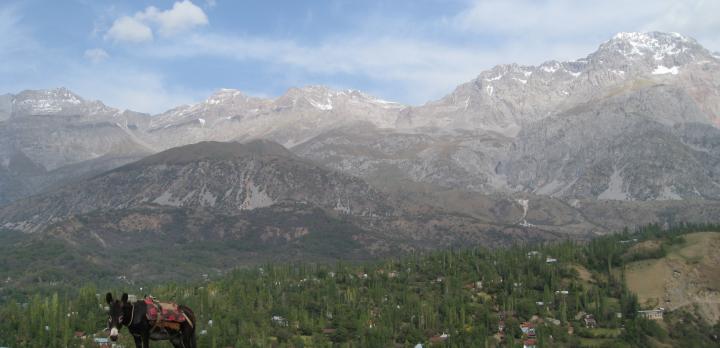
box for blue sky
[2,0,719,113]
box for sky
[1,0,720,114]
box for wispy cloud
[64,66,209,113]
[83,48,110,63]
[125,0,720,105]
[451,0,720,55]
[0,5,40,75]
[4,0,720,113]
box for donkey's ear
[106,293,113,304]
[121,293,128,303]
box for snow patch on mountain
[652,65,679,75]
[485,73,503,82]
[541,63,559,73]
[308,98,333,111]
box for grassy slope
[625,231,720,324]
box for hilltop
[625,231,720,324]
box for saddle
[144,297,191,331]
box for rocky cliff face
[398,32,719,133]
[295,32,720,201]
[0,140,393,233]
[146,86,404,150]
[501,85,720,200]
[0,88,153,204]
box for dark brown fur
[106,293,197,348]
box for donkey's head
[105,293,130,341]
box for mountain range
[2,31,720,285]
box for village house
[523,338,538,348]
[93,337,110,348]
[583,314,597,328]
[429,333,449,344]
[271,315,289,326]
[498,320,505,332]
[546,257,558,263]
[638,308,664,320]
[520,322,535,335]
[464,280,483,290]
[545,317,561,326]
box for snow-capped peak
[15,87,83,104]
[598,31,699,60]
[10,87,112,115]
[278,85,403,110]
[206,88,244,105]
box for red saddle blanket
[144,298,186,323]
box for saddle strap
[182,311,194,328]
[152,301,163,329]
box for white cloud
[106,16,153,42]
[104,1,207,43]
[140,0,208,36]
[83,48,110,63]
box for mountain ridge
[1,31,719,206]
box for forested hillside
[2,224,719,347]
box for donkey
[106,292,197,348]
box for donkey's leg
[185,329,196,348]
[169,336,184,348]
[182,324,196,348]
[186,331,196,348]
[142,333,150,348]
[133,335,142,348]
